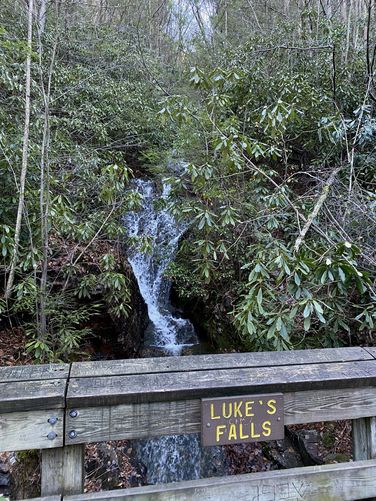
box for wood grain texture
[0,409,64,452]
[67,360,376,407]
[70,347,372,378]
[0,363,69,383]
[0,378,67,413]
[28,497,61,501]
[63,459,376,501]
[41,445,84,496]
[65,387,376,444]
[353,419,376,500]
[353,417,376,461]
[364,347,376,360]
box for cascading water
[124,175,228,484]
[124,178,197,355]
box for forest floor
[0,326,353,497]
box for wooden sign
[201,393,284,446]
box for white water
[124,176,227,484]
[124,178,197,355]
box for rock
[200,445,230,477]
[140,347,169,358]
[112,267,148,357]
[0,472,10,487]
[0,464,9,475]
[287,428,323,466]
[263,437,304,469]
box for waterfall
[124,175,228,484]
[124,178,197,355]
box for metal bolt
[48,416,58,425]
[206,423,211,428]
[68,430,77,439]
[69,409,79,418]
[47,431,57,441]
[277,417,281,421]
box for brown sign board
[201,393,284,446]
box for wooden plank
[0,363,69,383]
[65,387,376,444]
[0,378,67,413]
[71,347,372,378]
[364,347,376,360]
[0,409,64,452]
[67,360,376,407]
[41,445,84,496]
[284,387,376,424]
[65,401,200,443]
[27,497,61,501]
[353,417,376,460]
[63,459,376,501]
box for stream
[124,176,229,484]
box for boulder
[287,428,323,466]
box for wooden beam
[41,445,85,496]
[0,363,69,383]
[70,347,372,378]
[0,409,64,452]
[65,387,376,444]
[0,378,68,413]
[63,459,376,501]
[364,347,376,360]
[67,360,376,407]
[28,497,61,501]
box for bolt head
[69,409,79,418]
[47,431,57,441]
[69,430,77,439]
[48,416,58,425]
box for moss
[322,431,336,448]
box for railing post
[353,417,376,460]
[353,417,376,501]
[41,445,85,497]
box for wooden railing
[2,347,376,500]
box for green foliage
[0,8,168,360]
[161,19,376,351]
[17,289,99,362]
[234,241,371,350]
[1,1,376,359]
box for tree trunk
[5,0,34,300]
[38,0,48,36]
[38,0,59,337]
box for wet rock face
[88,270,148,361]
[114,269,148,357]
